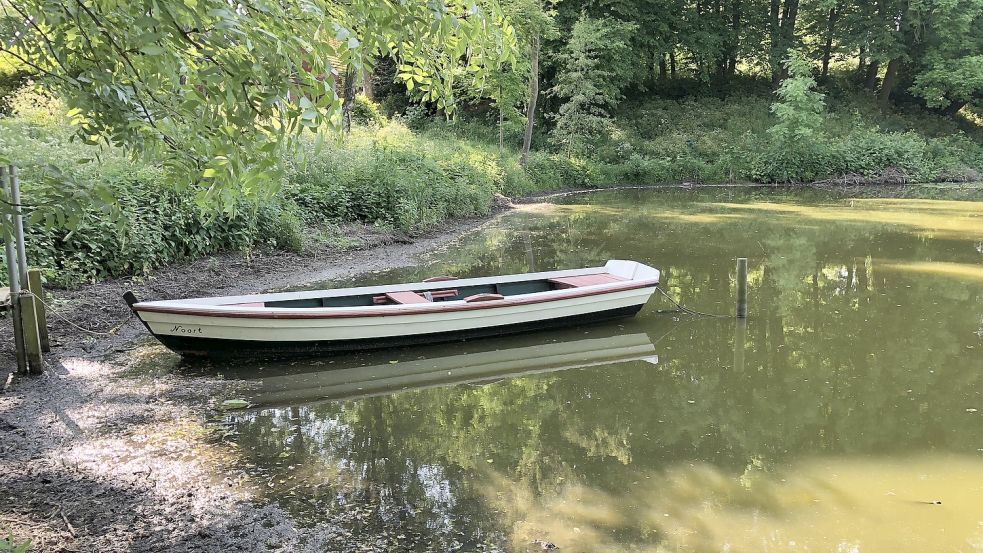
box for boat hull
[129,259,661,359]
[151,303,644,358]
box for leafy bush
[0,97,303,286]
[549,16,638,152]
[352,94,387,126]
[0,530,31,553]
[524,153,599,189]
[284,123,524,232]
[768,50,827,144]
[0,55,31,115]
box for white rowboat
[124,259,660,358]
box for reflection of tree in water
[231,190,983,550]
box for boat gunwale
[133,278,659,320]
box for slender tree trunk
[727,0,742,77]
[879,57,899,108]
[669,50,677,77]
[769,0,799,85]
[361,66,374,100]
[783,0,800,75]
[769,0,782,85]
[820,5,839,78]
[864,60,880,90]
[519,35,540,168]
[659,54,668,79]
[498,86,505,150]
[341,66,357,133]
[857,45,866,75]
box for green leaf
[220,399,249,410]
[139,44,165,56]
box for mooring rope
[24,289,124,336]
[655,285,731,318]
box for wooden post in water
[736,257,748,318]
[27,269,49,352]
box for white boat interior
[135,260,660,312]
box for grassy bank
[0,80,981,287]
[423,80,983,187]
[0,92,530,286]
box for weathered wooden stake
[2,166,27,373]
[9,167,29,294]
[28,268,50,352]
[18,291,43,371]
[736,257,748,318]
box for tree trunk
[941,99,968,117]
[659,54,668,79]
[361,66,374,100]
[879,57,899,108]
[669,50,677,78]
[820,5,839,78]
[864,60,880,90]
[857,45,866,75]
[769,0,781,86]
[499,86,505,150]
[341,66,357,133]
[769,0,799,85]
[519,35,540,168]
[727,0,741,77]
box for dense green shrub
[284,123,525,232]
[0,56,31,115]
[0,98,302,286]
[750,129,983,183]
[352,94,387,126]
[524,153,598,189]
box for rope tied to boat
[24,289,124,336]
[655,286,731,318]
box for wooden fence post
[28,268,50,352]
[18,291,43,372]
[2,166,27,373]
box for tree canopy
[1,0,517,211]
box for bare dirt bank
[0,214,506,552]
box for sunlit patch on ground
[514,202,558,214]
[484,454,983,553]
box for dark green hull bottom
[153,304,644,359]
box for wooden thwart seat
[548,273,627,289]
[383,291,430,304]
[372,289,459,305]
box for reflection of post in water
[733,318,747,374]
[524,230,536,272]
[736,257,748,318]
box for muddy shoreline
[0,211,509,552]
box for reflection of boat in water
[246,332,659,406]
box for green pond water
[221,189,983,552]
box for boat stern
[605,260,660,284]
